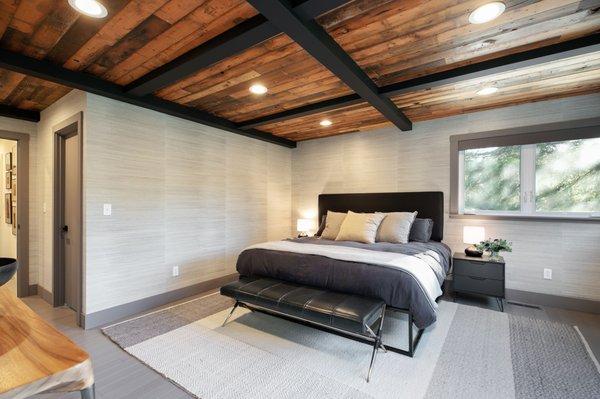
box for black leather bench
[220,277,387,382]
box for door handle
[62,225,69,232]
[468,276,486,281]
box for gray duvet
[236,237,451,328]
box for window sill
[449,213,600,223]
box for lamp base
[464,245,483,257]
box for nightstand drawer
[454,275,504,297]
[454,259,504,280]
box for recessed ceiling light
[476,86,499,96]
[468,2,505,24]
[249,84,268,95]
[69,0,108,18]
[320,119,332,127]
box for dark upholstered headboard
[318,192,444,242]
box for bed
[235,192,450,330]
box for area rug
[103,293,600,399]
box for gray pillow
[376,212,417,244]
[409,218,434,242]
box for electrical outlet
[172,266,179,277]
[103,203,112,216]
[543,268,552,280]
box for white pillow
[320,211,347,240]
[376,211,417,244]
[335,211,386,244]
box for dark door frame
[0,129,30,297]
[52,112,84,326]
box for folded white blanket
[246,241,442,308]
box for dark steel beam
[0,49,295,148]
[237,34,600,130]
[239,93,362,129]
[247,0,412,131]
[125,0,350,96]
[0,104,40,122]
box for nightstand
[452,252,505,311]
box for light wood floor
[26,291,600,399]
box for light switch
[103,203,112,216]
[43,202,47,214]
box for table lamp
[463,226,485,257]
[297,218,314,238]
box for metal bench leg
[367,339,379,383]
[222,301,240,327]
[366,304,386,382]
[80,384,95,399]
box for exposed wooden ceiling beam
[0,104,40,122]
[0,49,296,148]
[381,34,600,98]
[125,0,351,97]
[247,0,412,131]
[237,34,600,130]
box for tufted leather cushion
[221,277,385,336]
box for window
[451,121,600,220]
[461,146,521,213]
[535,138,600,213]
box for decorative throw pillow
[335,211,386,244]
[320,211,347,240]
[376,212,417,244]
[409,218,434,242]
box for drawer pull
[468,276,486,281]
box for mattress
[236,237,451,328]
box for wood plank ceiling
[0,0,599,141]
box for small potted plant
[476,238,512,261]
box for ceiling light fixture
[249,84,268,95]
[468,2,505,24]
[320,119,333,127]
[476,86,499,96]
[68,0,108,18]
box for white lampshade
[463,226,485,244]
[297,218,314,232]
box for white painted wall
[0,139,17,294]
[0,116,37,288]
[31,90,292,314]
[36,90,87,294]
[292,93,600,302]
[82,94,291,314]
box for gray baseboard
[82,273,238,330]
[506,289,600,315]
[28,284,38,296]
[38,285,53,305]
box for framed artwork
[12,205,16,235]
[4,193,11,224]
[12,177,17,203]
[4,171,10,189]
[4,152,11,171]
